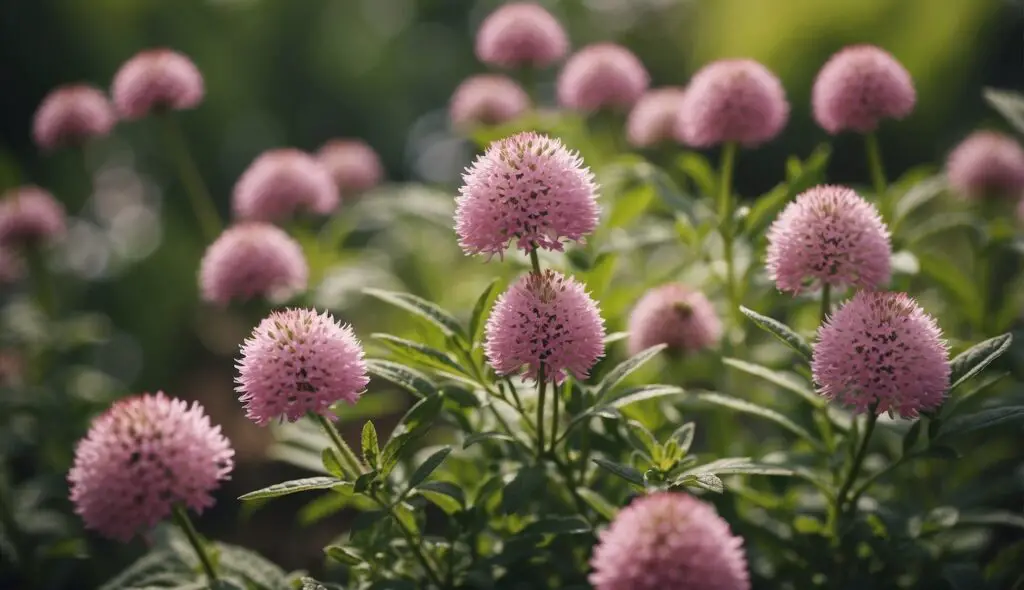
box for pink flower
[449,74,530,130]
[475,2,569,69]
[456,132,599,258]
[232,149,338,222]
[812,45,915,135]
[111,49,204,120]
[766,185,891,294]
[485,270,605,384]
[946,131,1024,200]
[236,308,369,425]
[626,87,687,148]
[627,284,721,355]
[0,186,67,249]
[199,223,308,306]
[316,139,384,196]
[67,392,234,542]
[32,85,116,151]
[590,492,750,590]
[813,291,949,418]
[557,43,650,112]
[676,59,789,148]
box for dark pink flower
[590,492,750,590]
[32,85,116,151]
[0,186,67,249]
[449,74,530,130]
[813,291,949,418]
[676,59,789,147]
[946,131,1024,200]
[316,139,384,196]
[626,87,687,148]
[627,284,721,355]
[812,45,915,135]
[236,308,369,425]
[232,149,338,222]
[475,2,569,69]
[557,43,650,112]
[456,132,599,258]
[199,223,308,306]
[111,49,204,120]
[485,270,605,384]
[67,392,234,542]
[766,185,891,294]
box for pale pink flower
[627,284,721,355]
[557,43,650,112]
[199,223,308,306]
[475,2,569,69]
[32,85,116,151]
[232,149,338,222]
[449,74,530,130]
[946,131,1024,200]
[626,87,687,148]
[0,186,67,249]
[316,139,384,196]
[812,45,915,135]
[111,49,204,120]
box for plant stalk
[529,248,542,275]
[718,142,739,325]
[820,283,832,324]
[836,411,879,523]
[172,505,218,584]
[536,366,547,458]
[371,492,445,588]
[311,412,364,478]
[161,114,222,243]
[864,132,888,203]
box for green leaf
[916,253,982,327]
[215,543,290,589]
[519,516,591,537]
[607,181,655,229]
[603,331,629,346]
[692,392,825,452]
[934,406,1024,440]
[893,175,946,227]
[501,466,546,514]
[363,288,466,339]
[945,371,1008,416]
[592,458,645,487]
[607,384,686,409]
[683,457,796,477]
[984,87,1024,135]
[408,447,452,489]
[722,357,822,408]
[595,344,668,403]
[99,550,190,590]
[677,472,724,493]
[463,431,515,449]
[321,448,345,478]
[958,510,1024,530]
[948,334,1012,392]
[677,152,717,196]
[417,481,465,514]
[576,488,618,520]
[324,545,363,566]
[371,334,468,375]
[239,477,345,501]
[354,471,378,494]
[361,421,380,469]
[739,307,813,361]
[625,420,659,458]
[468,278,500,344]
[366,359,438,398]
[671,422,695,454]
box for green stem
[536,366,547,459]
[718,142,739,326]
[820,283,832,324]
[172,505,218,584]
[310,412,364,478]
[161,114,222,243]
[529,248,542,275]
[835,411,879,524]
[25,245,55,318]
[550,380,565,454]
[864,132,888,202]
[371,492,445,588]
[847,452,922,509]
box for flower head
[557,43,650,112]
[475,2,569,69]
[449,74,530,130]
[590,492,750,590]
[812,45,915,135]
[677,59,789,148]
[626,87,687,148]
[199,223,308,306]
[813,291,949,418]
[32,85,116,151]
[67,392,233,542]
[0,186,67,249]
[766,185,891,294]
[236,308,369,425]
[316,139,384,196]
[111,49,204,120]
[627,284,721,355]
[485,270,605,384]
[946,131,1024,200]
[456,132,599,258]
[232,149,338,222]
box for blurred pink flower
[677,59,789,148]
[485,270,605,384]
[812,45,915,135]
[232,149,338,222]
[199,222,308,306]
[626,87,687,148]
[316,139,384,196]
[557,43,650,112]
[0,186,67,249]
[111,49,204,120]
[766,185,891,294]
[590,492,750,590]
[68,392,233,542]
[456,131,599,258]
[449,74,530,130]
[32,85,116,151]
[946,131,1024,200]
[627,283,721,355]
[236,308,369,425]
[475,2,569,69]
[813,291,949,418]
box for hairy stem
[529,248,542,275]
[836,411,879,525]
[311,412,364,478]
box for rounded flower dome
[946,131,1024,200]
[111,49,204,120]
[0,186,67,249]
[626,87,687,148]
[32,85,116,151]
[199,223,308,306]
[316,139,384,196]
[232,149,338,222]
[449,74,530,130]
[627,284,721,355]
[475,2,569,69]
[812,45,915,135]
[557,43,650,112]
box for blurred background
[1,0,1023,583]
